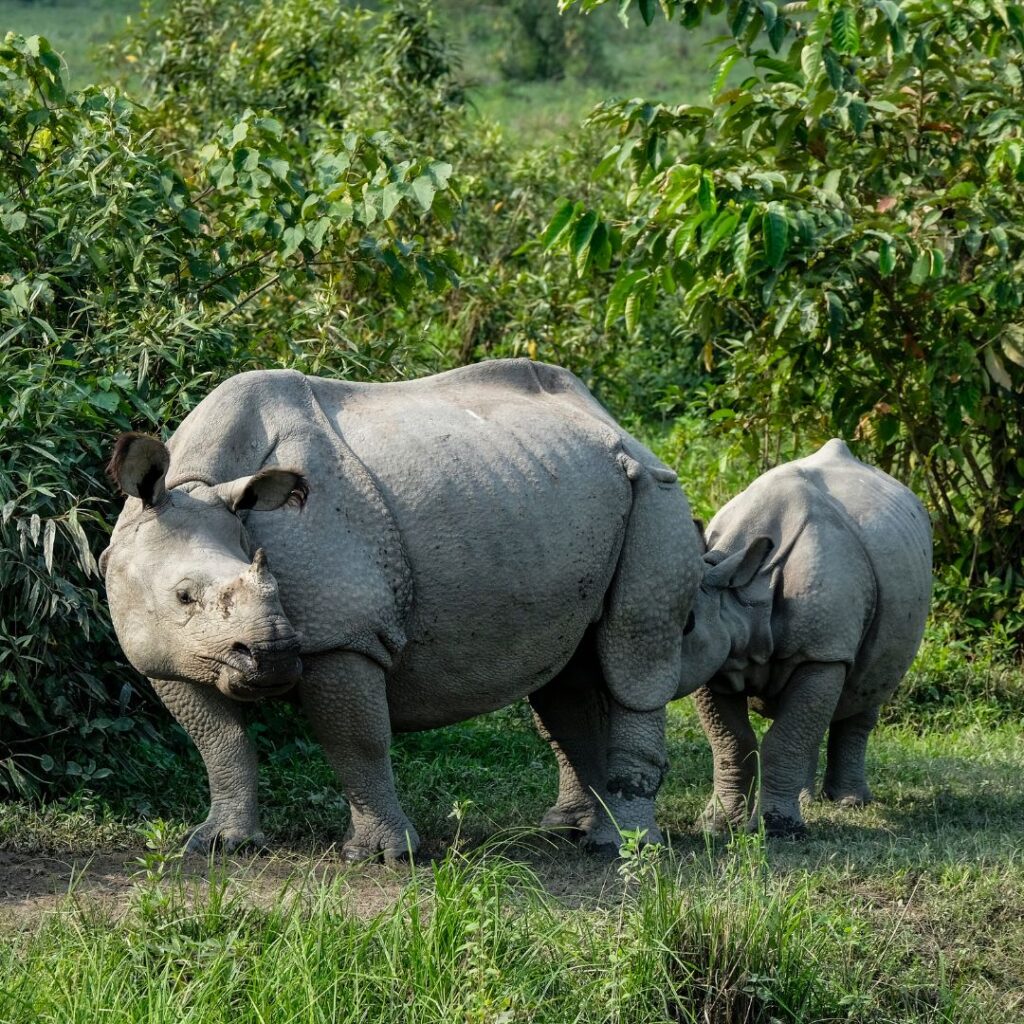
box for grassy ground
[1,624,1022,1022]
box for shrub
[555,0,1024,631]
[0,26,456,796]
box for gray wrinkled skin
[675,439,932,838]
[102,360,702,860]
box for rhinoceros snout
[217,639,303,700]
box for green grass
[1,624,1022,1020]
[0,828,1008,1023]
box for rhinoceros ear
[107,433,170,508]
[703,536,774,591]
[214,468,308,513]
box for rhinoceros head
[100,433,306,701]
[676,533,775,694]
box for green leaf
[697,173,716,214]
[88,390,120,413]
[541,200,578,251]
[699,209,739,258]
[624,287,643,333]
[762,203,788,268]
[281,225,304,258]
[381,183,403,219]
[879,240,896,276]
[984,348,1013,389]
[180,208,202,235]
[877,0,900,24]
[831,7,859,56]
[606,269,647,327]
[825,290,845,340]
[1,211,27,233]
[638,0,657,25]
[571,210,599,275]
[410,176,436,211]
[801,14,828,83]
[910,251,931,285]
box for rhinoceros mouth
[211,641,303,700]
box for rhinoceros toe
[184,820,267,856]
[822,785,873,808]
[539,803,595,837]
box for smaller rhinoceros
[676,439,931,837]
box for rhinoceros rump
[102,359,702,859]
[675,439,932,837]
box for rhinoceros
[674,439,931,837]
[101,359,701,859]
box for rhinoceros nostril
[231,642,253,660]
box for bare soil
[0,838,622,930]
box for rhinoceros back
[307,359,696,723]
[790,439,932,707]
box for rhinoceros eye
[176,588,196,606]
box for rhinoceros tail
[617,451,678,484]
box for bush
[0,24,456,796]
[556,0,1024,632]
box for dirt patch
[0,848,409,929]
[0,837,624,930]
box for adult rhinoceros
[102,359,701,860]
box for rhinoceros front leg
[823,705,879,807]
[299,650,419,863]
[756,662,845,837]
[150,679,264,854]
[693,685,758,833]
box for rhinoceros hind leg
[755,662,845,838]
[582,700,666,852]
[530,642,665,854]
[530,647,608,838]
[300,651,420,864]
[823,705,879,807]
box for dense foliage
[0,19,458,796]
[556,0,1024,633]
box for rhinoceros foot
[697,796,749,835]
[341,820,420,865]
[539,802,596,838]
[822,785,873,808]
[583,799,664,859]
[184,818,268,856]
[757,811,808,840]
[341,843,413,865]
